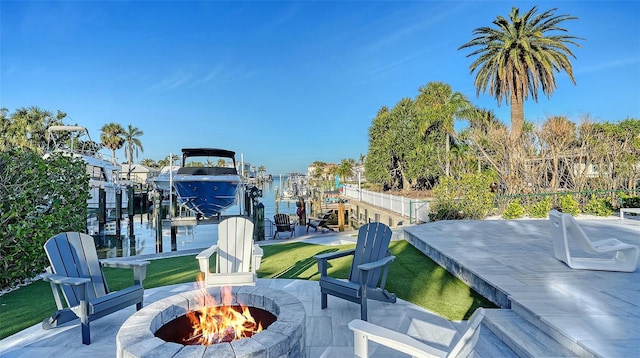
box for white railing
[342,184,431,223]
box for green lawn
[0,241,495,340]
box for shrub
[559,194,581,216]
[528,196,552,218]
[583,195,614,216]
[502,199,525,219]
[431,172,496,221]
[619,194,640,208]
[0,149,89,290]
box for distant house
[120,164,159,185]
[307,163,338,180]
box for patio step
[474,321,519,357]
[509,300,598,358]
[483,309,579,357]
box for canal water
[95,177,304,258]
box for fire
[185,275,263,345]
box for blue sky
[2,1,639,175]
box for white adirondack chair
[349,308,485,358]
[197,217,263,286]
[549,210,639,272]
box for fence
[342,184,430,224]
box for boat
[148,164,179,192]
[172,148,242,219]
[45,125,128,220]
[279,173,309,200]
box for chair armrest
[314,248,356,261]
[253,244,264,271]
[101,260,150,285]
[196,245,219,274]
[349,319,447,358]
[315,249,356,277]
[358,255,395,271]
[41,273,91,286]
[101,260,150,269]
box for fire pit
[116,285,306,357]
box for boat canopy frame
[181,148,237,167]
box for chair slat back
[216,217,254,274]
[44,232,108,307]
[274,213,292,231]
[349,222,393,287]
[447,308,485,358]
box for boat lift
[151,153,265,253]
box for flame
[185,274,263,345]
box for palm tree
[311,161,326,179]
[337,158,355,182]
[459,6,582,140]
[5,106,65,153]
[140,158,156,167]
[123,124,144,165]
[416,82,472,176]
[100,123,124,164]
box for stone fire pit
[116,285,306,357]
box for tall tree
[539,116,576,190]
[416,82,472,176]
[459,6,582,140]
[337,158,355,182]
[122,124,144,165]
[100,122,124,164]
[3,107,66,152]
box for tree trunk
[510,92,524,140]
[445,133,450,176]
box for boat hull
[172,174,240,218]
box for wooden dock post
[338,202,345,231]
[98,188,106,236]
[254,202,265,241]
[115,189,122,238]
[171,226,177,251]
[154,190,163,253]
[139,183,144,224]
[127,186,135,238]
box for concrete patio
[1,217,639,357]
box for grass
[0,241,495,340]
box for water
[95,177,304,258]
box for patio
[1,217,639,357]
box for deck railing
[341,184,431,223]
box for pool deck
[1,218,639,357]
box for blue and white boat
[172,148,241,219]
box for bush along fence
[496,189,640,219]
[345,178,638,223]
